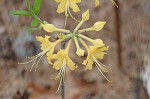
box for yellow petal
[83,56,93,70]
[70,1,80,12]
[56,1,66,13]
[94,52,107,59]
[66,57,76,70]
[97,46,109,52]
[74,0,81,3]
[94,46,108,59]
[41,24,57,33]
[95,0,100,7]
[76,47,84,57]
[82,9,90,21]
[92,39,105,47]
[92,21,106,31]
[53,58,64,70]
[36,35,51,50]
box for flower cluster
[16,0,114,92]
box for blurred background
[0,0,150,99]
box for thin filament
[34,54,44,72]
[95,63,111,82]
[68,8,80,22]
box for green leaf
[10,10,31,16]
[31,19,40,27]
[25,0,33,12]
[33,0,42,15]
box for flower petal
[95,0,100,7]
[70,1,80,12]
[66,57,76,70]
[53,58,64,70]
[56,1,66,13]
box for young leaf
[33,0,42,15]
[31,19,40,27]
[25,0,33,13]
[10,10,31,16]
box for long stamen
[18,57,39,64]
[30,59,37,72]
[96,59,112,72]
[93,56,110,72]
[56,59,66,93]
[55,66,64,80]
[62,66,66,83]
[68,8,80,22]
[34,54,44,72]
[56,75,63,93]
[110,0,118,8]
[95,63,111,82]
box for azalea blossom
[55,0,81,16]
[27,10,110,83]
[19,35,67,71]
[79,39,111,81]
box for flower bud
[76,47,84,57]
[82,10,90,21]
[41,24,57,33]
[92,21,106,31]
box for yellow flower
[53,49,76,70]
[36,35,51,50]
[83,46,109,69]
[79,39,110,81]
[83,45,111,81]
[56,0,81,16]
[19,35,62,71]
[95,0,100,7]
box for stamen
[55,66,64,80]
[30,59,37,72]
[56,66,65,93]
[68,8,80,22]
[92,56,111,72]
[55,59,66,93]
[95,63,111,82]
[56,75,63,93]
[34,54,44,72]
[18,57,38,64]
[110,0,118,8]
[96,59,111,72]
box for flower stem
[61,40,65,99]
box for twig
[61,41,66,99]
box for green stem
[73,20,84,34]
[79,34,93,43]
